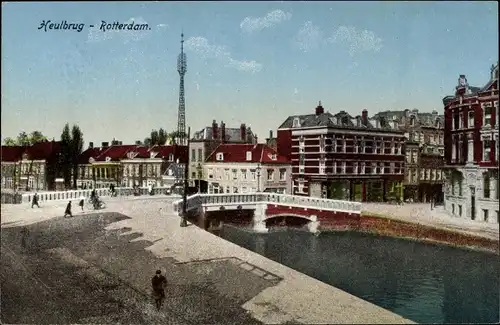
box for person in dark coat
[151,270,167,310]
[31,193,40,208]
[64,201,73,218]
[78,197,85,211]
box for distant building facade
[374,109,445,203]
[442,63,499,223]
[277,103,405,202]
[77,142,187,189]
[1,140,62,191]
[203,143,291,194]
[188,120,257,190]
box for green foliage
[2,131,48,146]
[60,123,84,189]
[144,128,170,146]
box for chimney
[315,101,324,115]
[221,121,226,143]
[361,109,368,125]
[269,130,273,139]
[119,141,123,145]
[240,123,246,142]
[212,119,218,140]
[135,140,142,145]
[101,142,109,148]
[89,142,94,149]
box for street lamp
[256,163,261,192]
[180,127,191,228]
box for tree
[2,131,48,146]
[144,129,168,147]
[3,137,17,146]
[71,125,84,189]
[158,128,168,145]
[60,124,72,189]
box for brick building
[374,109,445,203]
[276,103,406,202]
[443,63,499,223]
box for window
[452,204,455,214]
[483,173,491,198]
[216,153,224,161]
[233,187,238,194]
[250,169,256,180]
[232,169,237,180]
[319,135,325,153]
[319,161,326,174]
[168,153,174,162]
[246,151,252,161]
[267,170,274,181]
[279,169,286,181]
[468,111,474,128]
[483,209,489,222]
[241,169,247,179]
[458,205,462,217]
[298,181,304,193]
[208,168,214,179]
[292,117,301,128]
[198,149,203,162]
[224,169,230,180]
[484,106,492,125]
[191,172,196,178]
[299,166,305,174]
[483,140,491,161]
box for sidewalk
[2,198,413,324]
[362,203,499,241]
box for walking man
[31,193,40,208]
[64,200,73,218]
[78,196,85,211]
[151,270,167,311]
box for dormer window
[150,152,158,159]
[292,117,301,128]
[330,117,337,125]
[105,157,111,162]
[22,153,29,161]
[270,154,277,160]
[168,153,174,162]
[246,151,252,161]
[216,153,224,161]
[88,157,95,163]
[341,116,349,126]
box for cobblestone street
[1,212,269,324]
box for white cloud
[326,26,383,56]
[184,36,262,73]
[87,16,152,43]
[294,21,323,53]
[240,9,292,33]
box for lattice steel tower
[177,33,187,146]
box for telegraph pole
[177,32,187,146]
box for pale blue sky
[2,1,498,145]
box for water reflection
[217,225,499,324]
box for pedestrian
[64,200,73,218]
[31,193,40,208]
[79,197,85,211]
[151,269,167,310]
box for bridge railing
[17,186,173,204]
[172,192,361,215]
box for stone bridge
[173,193,362,233]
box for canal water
[215,225,499,324]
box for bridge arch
[263,213,316,222]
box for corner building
[277,103,406,202]
[443,63,499,223]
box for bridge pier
[253,203,269,233]
[307,215,320,234]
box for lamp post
[256,163,261,192]
[180,127,191,227]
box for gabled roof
[205,144,289,164]
[78,147,104,164]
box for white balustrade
[16,186,174,205]
[171,192,361,216]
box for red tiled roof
[150,145,188,163]
[1,145,26,162]
[1,141,61,162]
[205,144,289,164]
[78,147,104,164]
[94,145,137,162]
